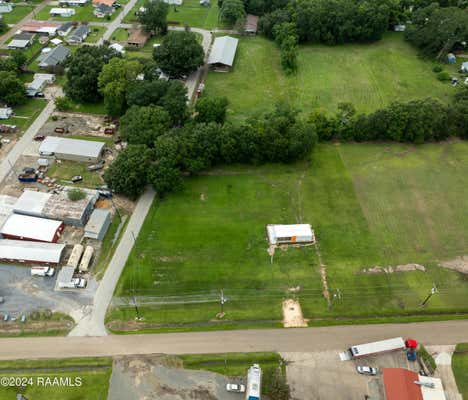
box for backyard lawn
[2,5,34,24]
[452,344,468,400]
[85,26,106,43]
[110,141,468,330]
[0,358,112,399]
[47,159,105,188]
[205,33,456,121]
[4,99,47,133]
[124,0,224,28]
[35,5,121,22]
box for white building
[267,224,315,245]
[0,240,65,265]
[0,107,13,120]
[0,2,13,13]
[246,364,262,400]
[58,0,88,6]
[50,8,76,17]
[39,136,106,163]
[208,36,239,69]
[109,42,125,54]
[1,214,64,243]
[26,73,55,97]
[163,0,182,4]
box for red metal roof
[383,368,423,400]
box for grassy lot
[205,33,455,121]
[47,160,105,188]
[453,343,468,399]
[110,141,468,330]
[35,5,121,22]
[125,36,161,59]
[4,99,47,133]
[124,0,224,28]
[2,5,34,24]
[64,98,107,115]
[85,26,106,43]
[110,27,129,42]
[7,38,43,62]
[0,357,112,400]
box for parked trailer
[347,337,406,359]
[78,245,93,272]
[67,244,84,269]
[245,364,262,400]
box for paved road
[98,0,139,45]
[69,187,155,337]
[0,0,50,46]
[4,320,468,360]
[0,88,60,184]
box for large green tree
[138,0,169,34]
[119,105,171,146]
[104,145,151,199]
[220,0,246,24]
[0,71,26,105]
[153,31,204,78]
[195,96,229,124]
[64,46,119,103]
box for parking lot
[282,350,418,400]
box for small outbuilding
[0,107,13,120]
[208,36,239,70]
[447,53,456,64]
[59,0,88,6]
[39,136,106,163]
[0,240,65,265]
[244,14,258,35]
[109,42,125,54]
[0,2,13,14]
[126,28,150,48]
[267,224,315,245]
[84,209,111,240]
[461,61,468,73]
[56,266,75,288]
[163,0,182,4]
[22,21,61,36]
[1,214,64,243]
[26,73,55,97]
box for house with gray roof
[67,24,90,44]
[7,32,34,49]
[93,3,113,18]
[37,45,70,68]
[208,36,239,70]
[57,22,74,37]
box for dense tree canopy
[195,97,229,124]
[220,0,246,24]
[65,46,119,103]
[153,31,204,78]
[405,4,468,58]
[0,71,26,105]
[138,0,169,34]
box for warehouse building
[0,240,65,265]
[84,209,111,240]
[39,136,106,163]
[383,368,446,400]
[0,194,17,228]
[267,224,315,245]
[1,214,64,243]
[13,188,98,227]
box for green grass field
[2,5,34,24]
[85,26,106,43]
[453,344,468,399]
[205,33,455,121]
[124,0,224,28]
[4,99,47,133]
[47,160,105,188]
[35,5,121,22]
[110,27,129,42]
[110,142,468,330]
[0,358,112,400]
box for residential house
[0,2,13,13]
[93,3,113,18]
[26,73,55,97]
[22,21,61,36]
[7,32,35,49]
[50,8,76,17]
[37,45,70,68]
[57,22,74,37]
[67,24,90,43]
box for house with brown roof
[92,0,115,7]
[126,28,149,49]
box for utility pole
[421,284,438,307]
[219,289,227,317]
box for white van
[31,266,55,277]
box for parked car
[72,277,87,289]
[34,135,45,141]
[54,127,68,134]
[98,190,112,198]
[71,175,83,183]
[31,266,55,277]
[226,383,245,393]
[356,366,377,376]
[35,92,45,98]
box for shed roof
[0,240,65,264]
[13,190,51,215]
[69,24,89,38]
[92,0,115,6]
[57,265,75,284]
[27,73,55,91]
[0,108,12,119]
[269,224,313,238]
[57,22,74,33]
[50,7,74,14]
[7,39,29,49]
[383,369,423,400]
[85,209,110,234]
[37,45,70,67]
[1,214,62,242]
[244,14,258,32]
[208,36,238,67]
[12,32,34,41]
[39,136,105,159]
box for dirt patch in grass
[439,256,468,274]
[361,263,426,274]
[282,299,307,328]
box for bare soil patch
[361,263,426,274]
[439,256,468,275]
[282,299,308,328]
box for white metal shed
[0,239,65,265]
[267,224,315,245]
[208,36,239,67]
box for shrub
[55,96,72,112]
[432,65,443,73]
[437,71,451,81]
[68,189,86,201]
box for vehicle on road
[226,383,245,393]
[356,366,377,375]
[71,175,83,183]
[31,266,55,277]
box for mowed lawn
[36,5,121,22]
[2,5,34,24]
[205,33,454,120]
[112,142,468,327]
[452,344,468,400]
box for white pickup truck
[58,278,87,289]
[31,266,55,277]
